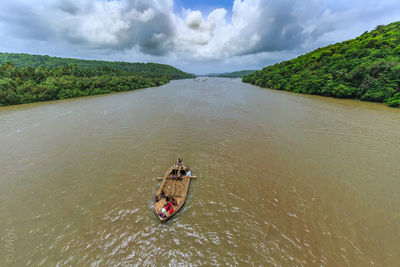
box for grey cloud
[223,0,400,57]
[229,0,324,56]
[0,2,56,40]
[57,0,176,55]
[57,1,81,15]
[0,0,400,74]
[0,0,176,56]
[115,0,176,54]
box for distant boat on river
[154,158,195,222]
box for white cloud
[0,0,399,73]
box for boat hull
[154,162,192,222]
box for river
[1,78,399,266]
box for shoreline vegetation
[207,70,256,78]
[0,53,194,106]
[243,21,400,108]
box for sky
[0,0,399,74]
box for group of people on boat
[156,158,193,220]
[171,157,191,179]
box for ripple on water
[1,78,400,265]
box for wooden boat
[154,159,195,222]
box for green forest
[0,53,194,106]
[243,21,400,107]
[208,70,256,78]
[0,53,193,80]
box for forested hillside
[0,53,193,80]
[243,21,400,107]
[208,70,256,78]
[0,53,194,106]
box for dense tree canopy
[243,21,400,107]
[0,53,194,80]
[0,53,194,106]
[0,63,178,106]
[208,70,256,78]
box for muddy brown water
[1,78,400,266]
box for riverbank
[0,63,171,106]
[0,53,194,106]
[243,21,400,108]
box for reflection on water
[0,78,400,265]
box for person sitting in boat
[186,168,191,177]
[163,201,172,213]
[166,201,173,211]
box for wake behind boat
[154,158,195,222]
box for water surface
[1,78,400,265]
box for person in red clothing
[165,201,172,211]
[169,208,174,214]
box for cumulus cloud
[58,0,176,55]
[0,0,176,55]
[0,0,399,72]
